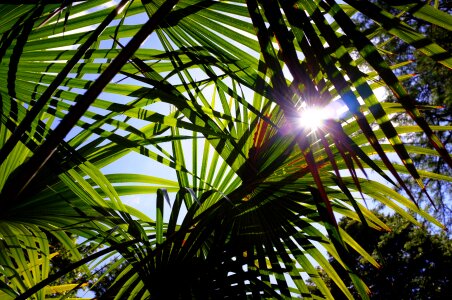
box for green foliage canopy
[0,0,451,299]
[315,213,452,299]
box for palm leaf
[0,0,450,299]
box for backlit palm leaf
[0,0,450,299]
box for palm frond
[0,0,450,299]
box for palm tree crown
[0,0,451,299]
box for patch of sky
[122,12,149,25]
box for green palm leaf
[0,0,450,299]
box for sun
[297,106,333,131]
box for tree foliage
[315,213,452,299]
[0,0,451,299]
[353,0,452,228]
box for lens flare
[297,100,348,131]
[298,106,333,131]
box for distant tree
[315,213,452,299]
[89,258,125,299]
[46,232,124,298]
[45,232,93,297]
